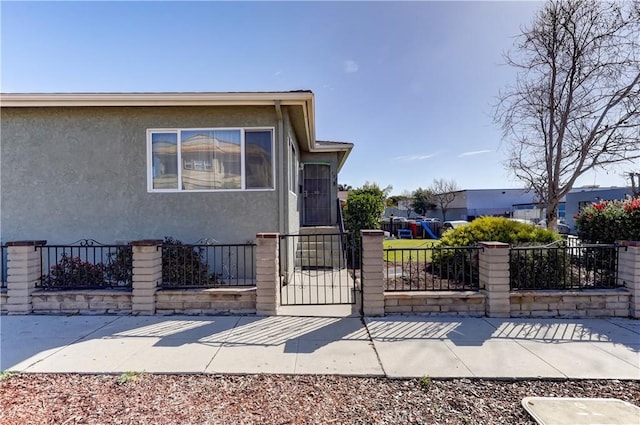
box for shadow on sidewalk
[127,315,369,353]
[366,316,640,351]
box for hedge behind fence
[575,197,640,243]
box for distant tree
[386,195,403,207]
[411,187,436,216]
[387,191,414,216]
[338,183,353,191]
[429,178,460,221]
[495,0,640,231]
[362,181,393,198]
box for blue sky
[1,1,631,195]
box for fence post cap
[130,239,163,246]
[361,230,384,236]
[256,233,279,239]
[6,240,47,246]
[477,241,510,249]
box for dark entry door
[302,163,332,226]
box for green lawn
[383,239,438,262]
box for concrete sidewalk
[1,314,638,379]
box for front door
[302,163,332,226]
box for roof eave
[1,91,317,153]
[311,142,354,172]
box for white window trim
[147,127,275,193]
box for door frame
[301,162,333,226]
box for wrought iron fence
[510,243,619,290]
[0,245,7,289]
[279,232,359,305]
[160,241,256,288]
[384,246,480,291]
[38,240,133,290]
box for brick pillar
[361,230,385,316]
[618,241,640,318]
[479,242,511,318]
[255,233,279,316]
[5,240,47,314]
[131,240,162,315]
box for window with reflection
[147,127,274,192]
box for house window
[147,127,274,192]
[245,130,273,189]
[151,132,178,190]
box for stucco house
[0,91,353,245]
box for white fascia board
[0,91,314,107]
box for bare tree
[495,0,640,230]
[429,178,460,221]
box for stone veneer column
[478,241,511,318]
[361,230,385,317]
[131,240,163,315]
[618,241,640,318]
[5,240,47,314]
[255,233,279,316]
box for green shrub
[41,253,106,289]
[437,216,560,247]
[434,217,560,287]
[343,185,386,235]
[510,248,572,289]
[343,184,387,266]
[161,236,211,286]
[574,197,640,243]
[105,246,133,286]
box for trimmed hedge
[574,197,640,243]
[434,217,561,288]
[437,216,560,247]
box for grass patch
[116,371,142,385]
[420,375,432,389]
[383,239,437,262]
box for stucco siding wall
[1,106,282,244]
[285,116,301,235]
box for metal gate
[279,232,360,305]
[302,163,332,226]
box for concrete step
[296,255,344,266]
[298,240,344,250]
[295,251,345,266]
[299,226,341,235]
[293,227,348,269]
[296,255,345,267]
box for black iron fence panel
[38,240,133,290]
[384,246,480,291]
[279,232,359,305]
[160,243,256,288]
[0,245,7,289]
[510,243,619,290]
